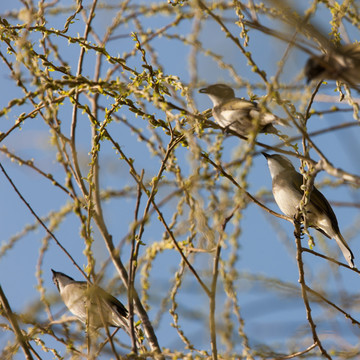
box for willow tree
[0,0,359,359]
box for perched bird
[52,269,130,330]
[199,84,285,137]
[305,43,360,86]
[262,153,355,268]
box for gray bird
[199,84,285,137]
[262,153,355,268]
[305,43,360,86]
[52,269,130,330]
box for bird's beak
[51,269,58,279]
[199,88,208,94]
[261,152,270,159]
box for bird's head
[304,56,326,83]
[51,269,76,292]
[262,153,296,178]
[199,84,235,106]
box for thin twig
[196,0,268,84]
[302,248,359,272]
[128,170,145,353]
[267,342,317,359]
[69,0,98,193]
[0,162,85,277]
[202,153,291,222]
[293,214,331,359]
[0,286,34,360]
[209,205,242,360]
[305,285,360,327]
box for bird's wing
[93,285,128,318]
[220,98,257,112]
[309,186,340,233]
[285,172,340,237]
[340,43,360,60]
[287,173,336,221]
[277,172,303,195]
[223,98,286,127]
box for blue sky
[0,0,360,358]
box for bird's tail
[276,117,290,127]
[261,113,289,127]
[334,233,355,268]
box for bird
[262,153,355,268]
[51,269,130,331]
[305,43,360,86]
[198,84,286,137]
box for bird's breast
[273,182,302,217]
[61,284,87,321]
